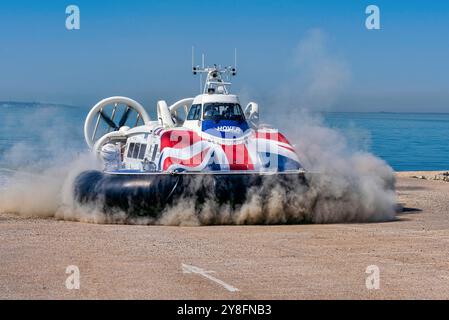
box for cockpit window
[187,104,201,120]
[203,103,244,121]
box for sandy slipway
[1,175,449,299]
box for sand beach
[1,172,449,299]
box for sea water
[1,103,449,181]
[324,112,449,171]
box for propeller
[118,107,131,127]
[84,96,151,149]
[99,111,119,130]
[99,106,132,131]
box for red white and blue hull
[74,66,307,217]
[74,126,306,217]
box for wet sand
[1,174,449,299]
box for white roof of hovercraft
[192,93,240,105]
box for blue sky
[0,0,448,112]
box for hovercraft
[74,60,306,217]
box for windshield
[203,103,245,121]
[187,104,201,120]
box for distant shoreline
[396,170,448,175]
[396,171,449,182]
[0,101,84,109]
[325,111,449,115]
[3,101,449,114]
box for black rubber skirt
[73,171,307,217]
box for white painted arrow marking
[182,264,240,292]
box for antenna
[230,48,237,76]
[191,46,195,71]
[201,53,205,93]
[200,53,205,93]
[234,48,237,69]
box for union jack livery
[158,128,301,172]
[74,57,306,217]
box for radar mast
[191,47,237,95]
